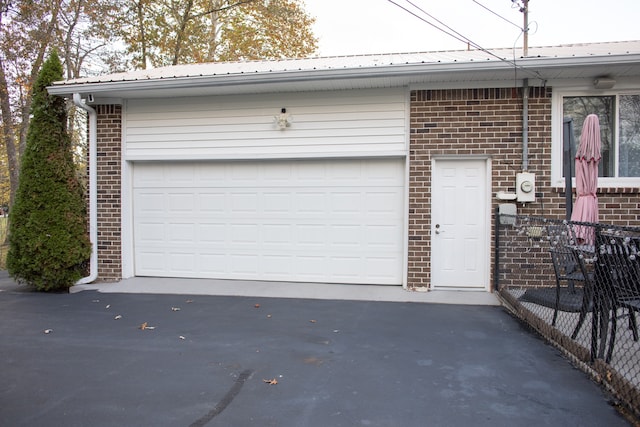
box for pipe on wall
[522,78,529,171]
[73,93,98,284]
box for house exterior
[48,41,640,292]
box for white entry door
[431,159,489,289]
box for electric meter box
[516,172,536,202]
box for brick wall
[408,87,551,289]
[93,105,122,280]
[409,87,640,289]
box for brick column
[93,105,122,280]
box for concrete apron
[72,277,501,305]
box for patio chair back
[592,232,640,361]
[596,234,640,300]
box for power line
[472,0,523,30]
[385,0,472,48]
[385,0,543,81]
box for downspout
[522,78,529,171]
[73,93,98,284]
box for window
[561,93,640,181]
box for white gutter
[73,93,98,284]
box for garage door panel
[262,255,294,277]
[365,192,403,216]
[168,223,195,242]
[365,225,402,249]
[200,253,227,274]
[330,225,362,247]
[168,193,195,212]
[231,193,259,213]
[230,224,259,245]
[199,223,226,243]
[295,192,327,214]
[133,159,404,284]
[263,224,293,246]
[296,224,326,247]
[231,255,259,275]
[137,251,166,272]
[137,222,164,243]
[365,257,400,280]
[170,252,195,272]
[295,256,327,280]
[330,256,362,279]
[264,192,292,213]
[199,193,226,212]
[137,193,165,213]
[330,192,361,214]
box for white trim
[430,156,491,292]
[552,87,640,189]
[121,160,134,279]
[484,157,492,292]
[121,101,135,279]
[402,90,411,289]
[124,151,409,162]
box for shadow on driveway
[0,284,630,426]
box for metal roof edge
[47,51,640,97]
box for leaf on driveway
[263,378,278,385]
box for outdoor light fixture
[275,107,291,130]
[593,77,616,90]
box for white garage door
[132,158,404,285]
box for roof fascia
[47,53,640,98]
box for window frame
[552,87,640,188]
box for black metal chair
[595,234,640,362]
[549,246,593,339]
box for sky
[304,0,640,56]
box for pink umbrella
[570,114,601,244]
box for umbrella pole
[563,117,574,220]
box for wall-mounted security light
[275,107,291,130]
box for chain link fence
[496,213,640,419]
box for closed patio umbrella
[570,114,601,244]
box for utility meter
[516,172,536,202]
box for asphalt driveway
[0,284,629,426]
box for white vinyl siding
[124,88,407,160]
[132,158,404,285]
